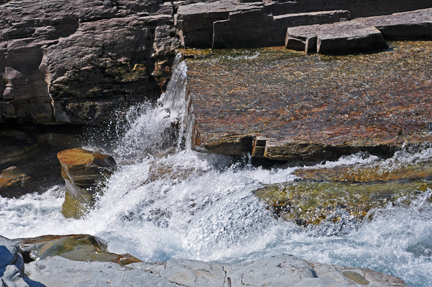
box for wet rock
[294,161,432,183]
[25,256,175,287]
[15,234,141,265]
[0,166,30,196]
[187,41,432,161]
[0,125,87,198]
[57,148,116,218]
[253,179,432,226]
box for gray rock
[0,0,179,125]
[317,25,388,54]
[0,236,24,278]
[286,25,320,53]
[286,8,432,54]
[25,256,175,287]
[175,1,263,47]
[0,236,35,287]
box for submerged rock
[57,148,116,218]
[15,234,141,266]
[254,180,432,226]
[187,41,432,162]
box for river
[1,55,432,287]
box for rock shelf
[187,41,432,162]
[0,235,408,287]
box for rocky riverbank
[1,235,408,287]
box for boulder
[15,234,141,265]
[57,148,116,218]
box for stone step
[286,8,432,54]
[213,9,350,48]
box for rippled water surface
[1,50,432,287]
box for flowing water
[1,55,432,287]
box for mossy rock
[253,180,432,226]
[294,161,432,183]
[15,234,141,265]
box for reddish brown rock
[187,42,432,161]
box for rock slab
[23,253,408,286]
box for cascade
[0,56,432,287]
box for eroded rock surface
[186,41,432,161]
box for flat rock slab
[23,253,407,286]
[186,41,432,161]
[286,8,432,53]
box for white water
[1,58,432,286]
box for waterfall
[0,56,432,287]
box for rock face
[0,0,180,125]
[0,127,83,198]
[186,41,432,162]
[176,0,432,49]
[57,148,116,218]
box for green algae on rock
[15,234,141,265]
[253,179,432,226]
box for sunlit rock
[253,180,432,226]
[15,234,141,266]
[23,253,408,286]
[57,148,116,218]
[187,41,432,161]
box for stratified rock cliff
[0,0,180,125]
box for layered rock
[286,8,432,54]
[0,0,180,125]
[186,41,432,161]
[57,148,116,218]
[176,0,432,49]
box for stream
[1,55,432,287]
